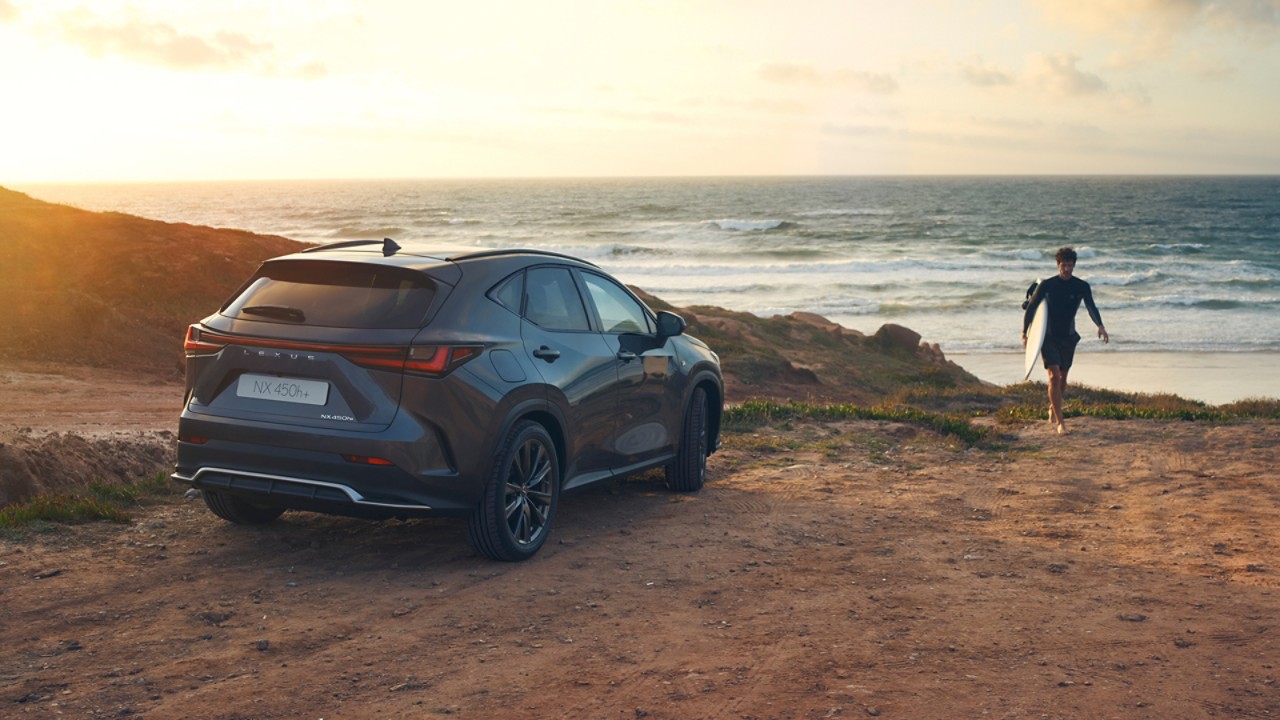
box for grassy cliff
[0,187,303,374]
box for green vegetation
[0,494,130,531]
[879,380,1279,419]
[0,472,177,534]
[993,386,1280,423]
[724,399,989,446]
[721,386,1280,450]
[85,473,179,504]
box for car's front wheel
[665,386,709,492]
[467,420,560,561]
[202,489,285,524]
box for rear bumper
[174,411,483,517]
[172,465,476,518]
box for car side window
[525,267,591,332]
[581,272,653,334]
[489,271,524,315]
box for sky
[2,0,1278,181]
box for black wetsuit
[1022,275,1103,371]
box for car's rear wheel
[665,386,708,492]
[202,489,285,524]
[467,420,559,561]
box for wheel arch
[688,370,723,455]
[490,397,569,486]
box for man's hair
[1055,246,1077,264]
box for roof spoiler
[302,237,401,256]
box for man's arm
[1082,283,1109,343]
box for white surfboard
[1023,295,1049,380]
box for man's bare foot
[1056,422,1068,435]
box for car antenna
[382,237,401,256]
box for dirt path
[0,364,181,505]
[3,403,1277,718]
[0,363,183,439]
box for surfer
[1022,246,1109,435]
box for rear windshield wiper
[240,305,306,323]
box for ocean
[14,176,1280,401]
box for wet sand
[952,350,1280,405]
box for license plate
[236,374,329,406]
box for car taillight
[403,345,483,377]
[184,325,227,356]
[337,345,481,377]
[182,326,481,377]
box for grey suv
[173,239,722,560]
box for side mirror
[656,311,686,339]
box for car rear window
[222,260,438,329]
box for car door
[577,270,682,468]
[520,266,620,485]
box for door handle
[616,350,637,362]
[532,346,561,362]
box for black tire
[202,489,285,525]
[467,420,560,562]
[665,386,708,492]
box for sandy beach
[953,350,1280,406]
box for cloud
[970,116,1047,132]
[759,62,899,95]
[1049,0,1280,35]
[958,57,1015,87]
[1116,85,1153,109]
[1181,49,1235,79]
[959,52,1151,109]
[1035,0,1280,66]
[821,122,894,137]
[52,7,326,77]
[1025,53,1108,96]
[294,58,328,80]
[0,0,19,24]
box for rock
[873,323,922,353]
[789,312,848,335]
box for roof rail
[298,242,595,267]
[447,248,599,267]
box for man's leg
[1054,368,1070,434]
[1047,364,1066,433]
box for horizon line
[9,172,1280,186]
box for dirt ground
[1,366,1278,719]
